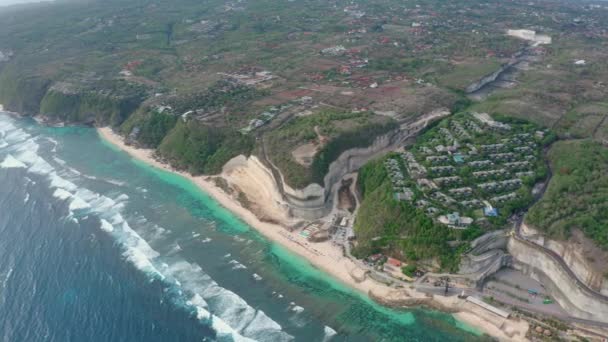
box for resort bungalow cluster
[384,112,545,229]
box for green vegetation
[353,113,552,271]
[40,87,143,126]
[166,80,268,116]
[311,120,398,185]
[266,110,396,188]
[0,0,607,261]
[0,67,50,114]
[353,155,464,272]
[133,111,178,148]
[158,119,253,175]
[435,60,502,91]
[402,264,417,277]
[527,140,608,249]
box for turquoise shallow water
[0,113,488,341]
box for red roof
[386,257,402,267]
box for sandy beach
[97,127,529,341]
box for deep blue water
[0,113,487,342]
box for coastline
[97,126,529,341]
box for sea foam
[0,114,292,342]
[0,154,26,168]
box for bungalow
[426,207,440,215]
[468,160,493,168]
[438,212,473,228]
[430,166,455,174]
[483,206,498,217]
[489,152,515,161]
[449,187,473,196]
[433,176,461,186]
[383,257,403,273]
[417,178,438,190]
[416,199,430,208]
[426,155,450,164]
[461,199,483,208]
[514,146,533,153]
[491,192,517,204]
[516,171,535,178]
[395,188,414,201]
[473,169,507,179]
[504,161,530,170]
[465,120,483,133]
[499,179,522,189]
[472,112,512,131]
[480,144,505,152]
[431,191,456,204]
[478,181,499,191]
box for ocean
[0,112,488,342]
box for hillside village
[1,0,608,339]
[385,112,550,230]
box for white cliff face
[221,155,296,225]
[508,237,608,323]
[219,109,451,222]
[520,223,608,295]
[507,29,552,45]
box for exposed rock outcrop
[272,109,450,220]
[520,224,608,296]
[507,235,608,323]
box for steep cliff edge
[0,68,51,115]
[520,223,608,295]
[507,235,608,323]
[220,128,409,223]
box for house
[321,45,347,56]
[367,253,384,264]
[430,166,455,174]
[469,160,493,168]
[484,206,498,217]
[489,152,515,161]
[395,188,414,201]
[491,192,518,204]
[433,176,461,186]
[383,257,403,273]
[449,187,473,196]
[453,153,465,164]
[461,199,483,208]
[417,178,438,190]
[426,155,450,164]
[438,212,473,228]
[471,112,512,131]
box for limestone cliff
[520,223,608,296]
[508,231,608,323]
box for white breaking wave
[0,154,26,168]
[229,260,247,270]
[0,114,293,342]
[53,188,72,200]
[100,219,114,232]
[322,326,338,342]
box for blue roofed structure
[484,207,498,217]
